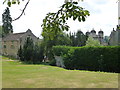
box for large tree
[2,7,13,37]
[42,1,90,41]
[41,1,90,59]
[0,26,2,38]
[86,36,101,46]
[18,37,44,63]
[75,30,86,46]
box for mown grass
[0,56,2,89]
[2,56,118,88]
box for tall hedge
[52,46,120,73]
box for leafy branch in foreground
[3,0,30,21]
[41,1,90,60]
[41,1,90,41]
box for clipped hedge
[52,46,120,73]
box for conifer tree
[2,7,13,37]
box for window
[11,41,14,44]
[27,35,31,39]
[4,45,6,48]
[4,41,6,44]
[11,45,15,49]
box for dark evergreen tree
[17,45,24,61]
[76,30,86,46]
[18,37,45,63]
[55,33,71,46]
[33,42,44,63]
[0,26,2,38]
[69,30,87,46]
[22,37,34,62]
[2,7,13,37]
[70,34,76,46]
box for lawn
[2,56,118,88]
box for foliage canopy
[41,1,90,41]
[2,7,13,37]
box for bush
[52,46,120,73]
[18,37,44,64]
[49,59,56,66]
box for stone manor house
[1,26,120,58]
[86,29,108,45]
[1,29,38,58]
[109,25,120,46]
[86,25,120,46]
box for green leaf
[82,16,85,22]
[12,1,16,4]
[73,15,77,20]
[65,27,69,31]
[84,10,90,16]
[3,0,7,4]
[61,25,64,31]
[78,16,81,22]
[73,2,78,4]
[18,1,20,4]
[7,1,11,7]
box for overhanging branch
[12,0,30,21]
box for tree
[69,32,76,46]
[17,45,24,61]
[3,0,30,21]
[41,1,90,59]
[3,0,84,21]
[22,37,34,62]
[18,37,44,63]
[0,26,2,38]
[3,0,21,7]
[75,30,86,46]
[2,7,13,37]
[33,41,44,63]
[86,36,101,46]
[42,1,90,41]
[55,32,71,46]
[68,30,87,46]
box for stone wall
[2,30,38,58]
[109,28,120,46]
[2,40,20,58]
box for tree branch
[12,0,30,21]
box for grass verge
[2,56,118,88]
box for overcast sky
[0,0,118,38]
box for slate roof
[2,32,25,41]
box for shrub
[49,59,56,66]
[86,36,101,46]
[18,37,44,64]
[52,46,120,73]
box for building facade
[109,25,120,46]
[86,29,107,45]
[2,29,38,58]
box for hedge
[52,46,120,73]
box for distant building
[86,29,107,45]
[2,29,38,58]
[109,25,120,46]
[0,37,2,55]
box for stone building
[2,29,38,58]
[109,25,120,46]
[86,29,107,45]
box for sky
[0,0,118,38]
